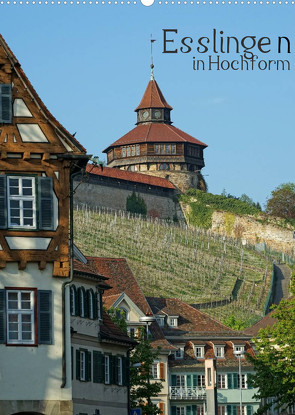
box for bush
[126,191,147,216]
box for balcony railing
[169,386,206,400]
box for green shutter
[0,84,12,123]
[93,351,104,383]
[247,373,253,389]
[192,405,197,415]
[109,355,115,384]
[98,292,103,319]
[233,373,239,389]
[171,374,177,386]
[0,289,6,343]
[71,347,73,380]
[187,406,192,415]
[86,350,91,381]
[227,406,232,415]
[233,406,238,415]
[114,356,119,385]
[38,177,53,230]
[247,406,253,415]
[76,350,81,380]
[193,374,198,387]
[227,374,233,389]
[0,176,7,229]
[171,407,177,415]
[38,290,52,344]
[187,375,192,387]
[93,291,98,319]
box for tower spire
[150,35,156,80]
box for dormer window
[174,347,184,359]
[168,316,178,327]
[215,346,224,358]
[195,346,205,358]
[155,315,165,326]
[234,345,245,357]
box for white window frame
[198,374,205,387]
[176,406,185,415]
[239,373,247,389]
[155,316,164,326]
[234,345,245,354]
[215,346,225,358]
[195,346,204,358]
[117,356,123,385]
[176,375,186,387]
[6,289,35,345]
[168,316,178,327]
[175,347,184,359]
[150,363,159,379]
[88,290,94,319]
[7,176,36,229]
[80,350,86,381]
[79,288,85,318]
[70,286,76,316]
[105,355,110,384]
[218,374,227,389]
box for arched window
[119,307,129,321]
[78,287,87,318]
[87,289,95,320]
[70,285,77,316]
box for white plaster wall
[0,262,72,401]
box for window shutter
[193,374,198,387]
[187,374,192,387]
[76,350,81,380]
[158,402,165,415]
[227,406,232,415]
[109,355,115,384]
[0,176,7,229]
[187,406,192,415]
[86,350,91,381]
[0,289,6,343]
[233,406,238,415]
[159,362,165,380]
[93,292,98,319]
[246,406,253,415]
[78,287,82,317]
[171,407,177,415]
[227,374,233,389]
[247,373,253,389]
[192,405,197,415]
[71,347,73,380]
[98,292,103,320]
[93,351,104,383]
[0,84,12,123]
[122,355,129,386]
[84,288,89,319]
[233,373,239,389]
[171,374,177,386]
[38,290,52,344]
[38,177,53,230]
[113,356,119,385]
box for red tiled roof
[74,259,102,277]
[100,310,136,345]
[103,294,122,309]
[104,123,207,151]
[0,34,86,154]
[135,79,173,111]
[243,311,278,337]
[85,164,175,190]
[147,297,237,336]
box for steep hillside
[74,206,273,326]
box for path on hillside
[273,264,291,305]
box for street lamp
[234,350,245,415]
[139,315,156,337]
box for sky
[0,3,294,207]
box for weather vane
[150,34,156,80]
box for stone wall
[140,170,201,193]
[74,178,182,221]
[210,211,295,256]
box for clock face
[154,110,162,119]
[142,110,149,120]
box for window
[150,363,159,379]
[0,288,52,346]
[175,347,184,359]
[207,368,212,386]
[136,144,140,155]
[215,346,224,358]
[156,316,165,326]
[197,374,205,387]
[195,346,204,358]
[218,374,227,389]
[88,289,94,319]
[155,144,160,154]
[126,146,131,157]
[159,163,170,171]
[105,355,110,384]
[122,147,126,157]
[78,287,86,318]
[0,84,12,123]
[0,175,54,231]
[168,316,178,327]
[70,285,77,316]
[176,375,185,387]
[234,345,245,355]
[227,373,248,389]
[177,407,185,415]
[171,144,176,154]
[128,327,135,338]
[117,356,123,385]
[218,406,226,415]
[97,291,103,320]
[76,349,91,382]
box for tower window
[159,163,170,171]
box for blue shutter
[0,176,7,229]
[0,84,12,123]
[38,177,53,230]
[0,289,6,343]
[38,290,52,344]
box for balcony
[169,386,206,400]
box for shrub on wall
[126,191,147,216]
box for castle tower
[103,68,208,192]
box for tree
[265,183,295,220]
[106,307,128,334]
[130,328,163,415]
[126,191,147,216]
[223,314,247,330]
[248,271,295,414]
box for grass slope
[74,206,272,326]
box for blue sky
[1,4,294,206]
